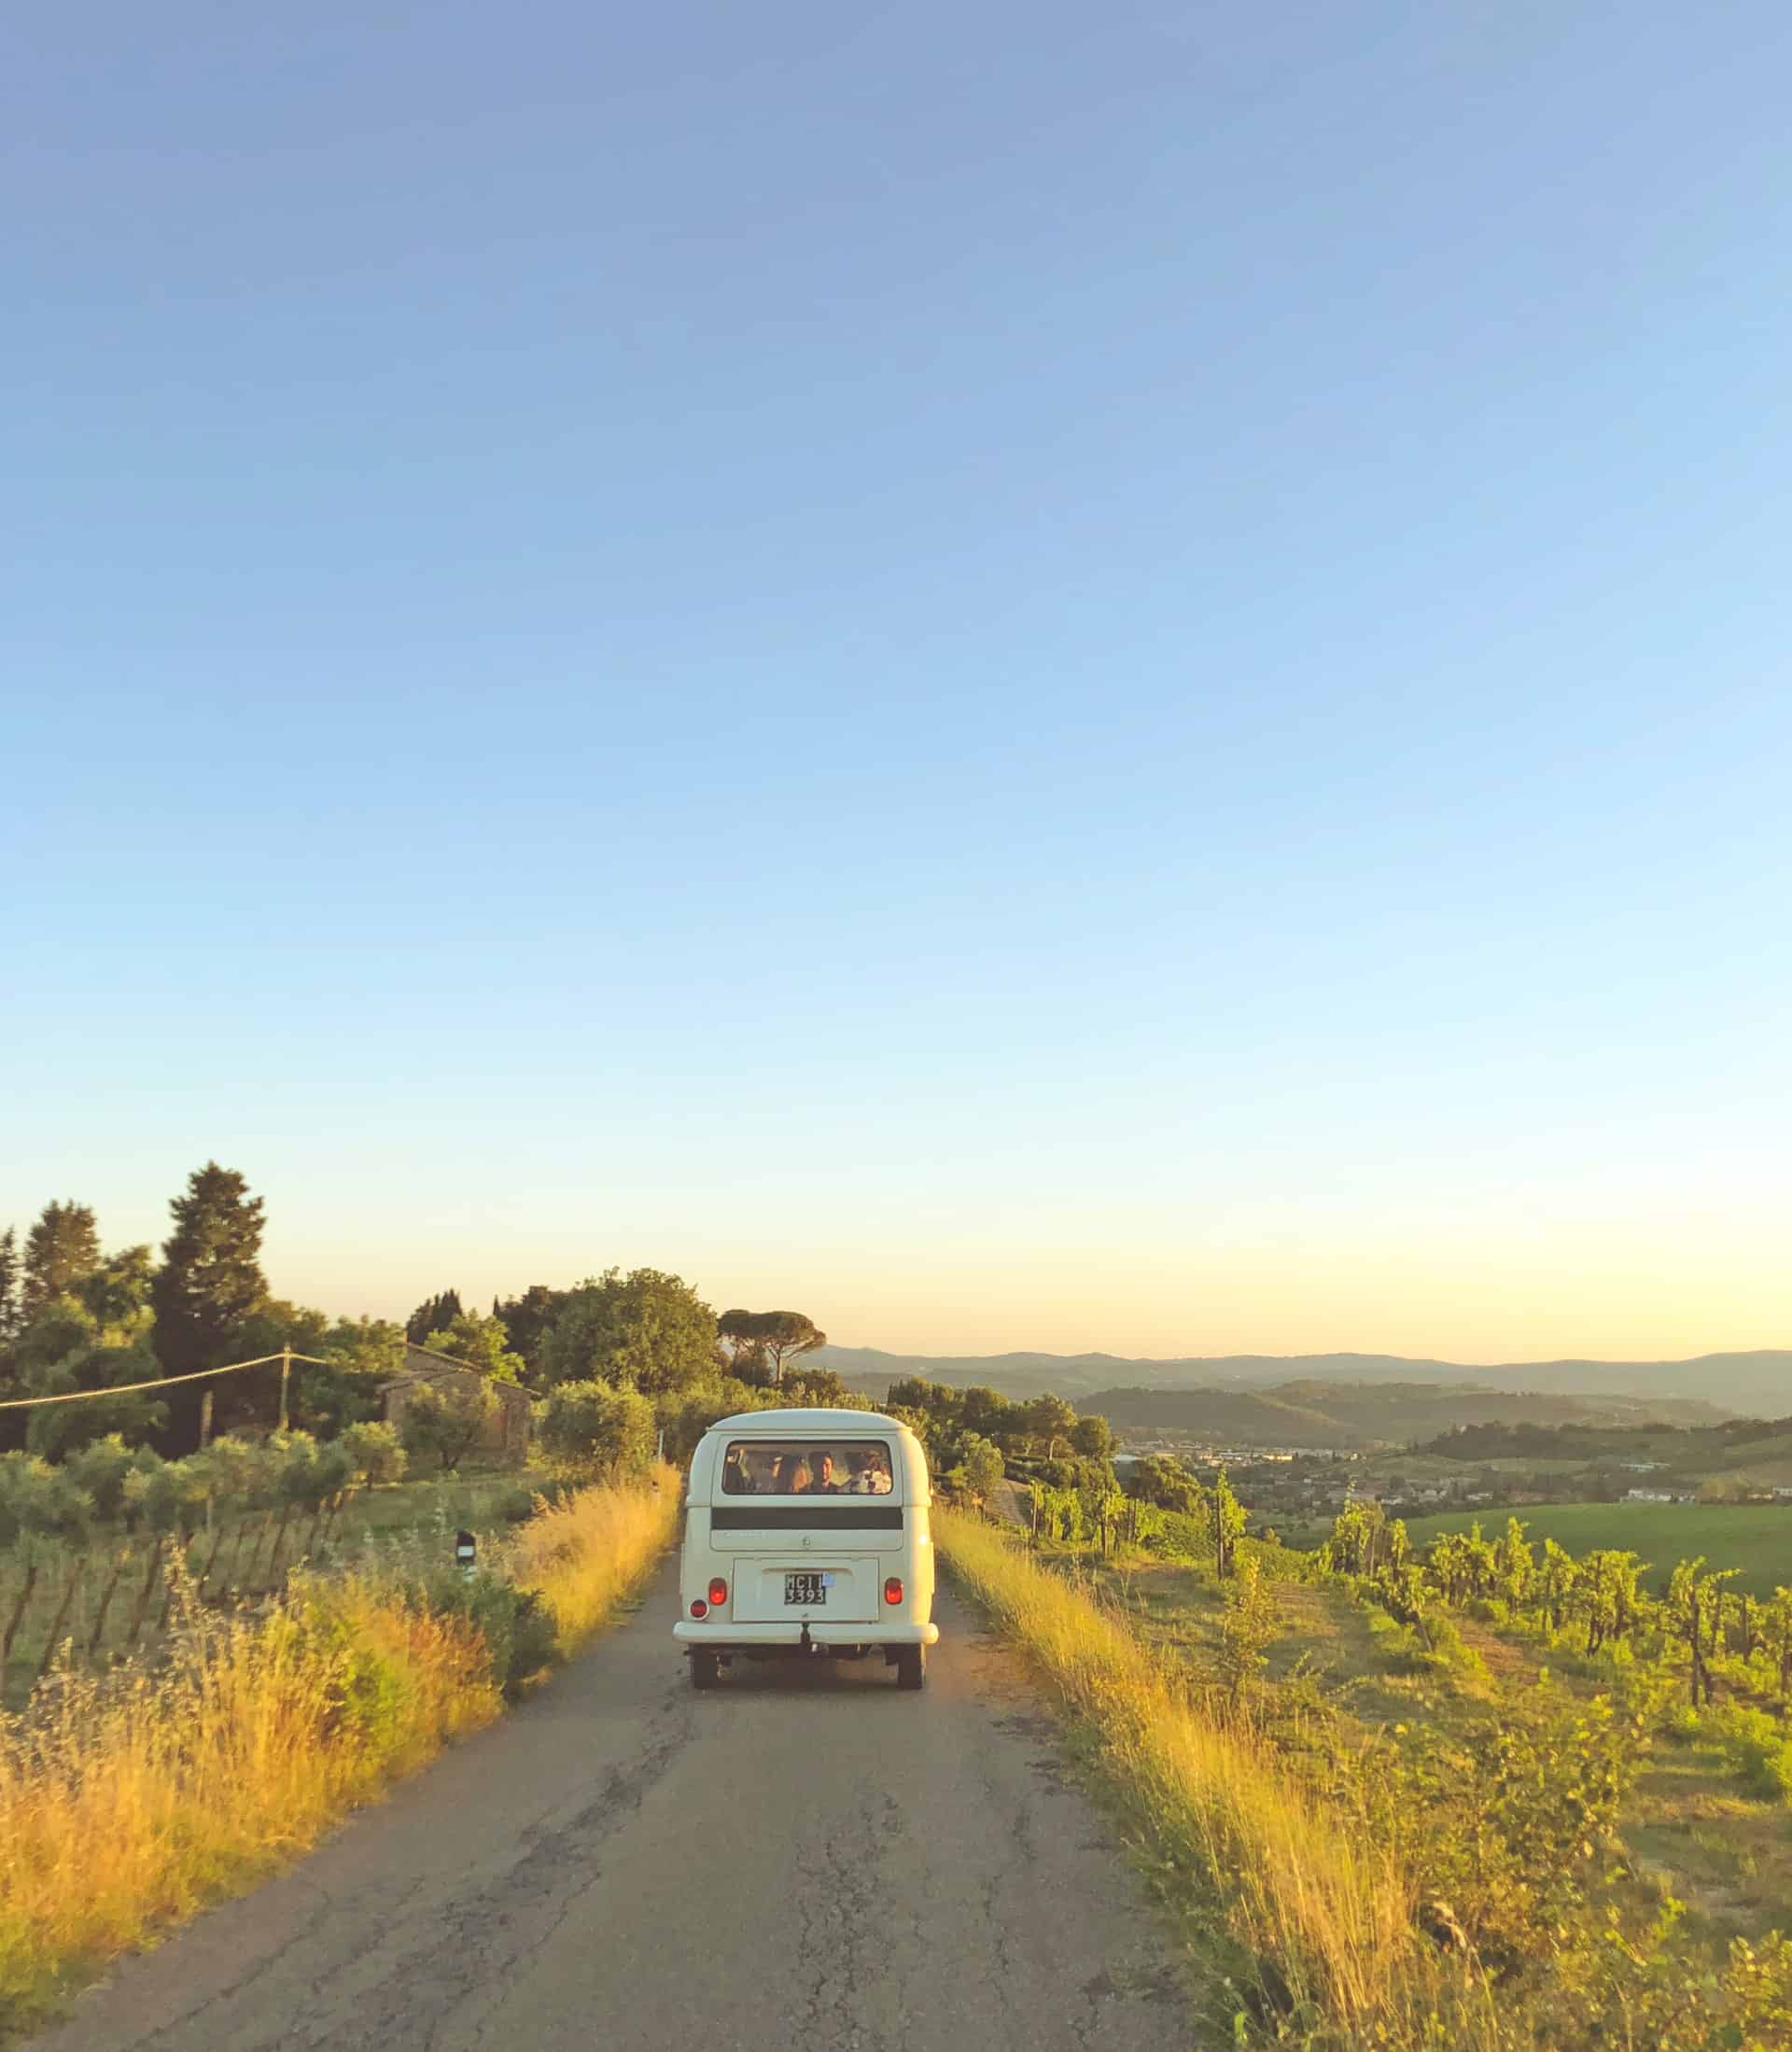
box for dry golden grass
[936,1510,1495,2047]
[504,1463,679,1651]
[0,1574,497,2035]
[0,1467,679,2037]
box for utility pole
[278,1344,292,1433]
[200,1388,215,1530]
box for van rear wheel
[894,1644,926,1691]
[690,1651,720,1690]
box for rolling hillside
[1083,1381,1724,1449]
[816,1342,1774,1416]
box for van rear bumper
[673,1620,939,1648]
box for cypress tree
[150,1165,269,1447]
[406,1289,464,1344]
[0,1226,18,1342]
[21,1201,102,1318]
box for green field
[1402,1501,1792,1596]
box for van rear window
[721,1441,894,1497]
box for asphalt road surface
[31,1562,1187,2052]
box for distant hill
[814,1345,1473,1404]
[810,1343,1779,1435]
[1084,1381,1723,1449]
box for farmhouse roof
[379,1342,537,1401]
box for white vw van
[674,1408,939,1690]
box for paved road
[986,1479,1029,1529]
[32,1563,1186,2052]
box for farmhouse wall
[380,1343,534,1462]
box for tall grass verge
[0,1466,679,2039]
[0,1574,497,2036]
[937,1510,1478,2048]
[505,1463,679,1653]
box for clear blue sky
[6,2,1789,1360]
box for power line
[0,1350,340,1413]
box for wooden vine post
[2,1560,40,1666]
[195,1518,231,1600]
[86,1544,133,1659]
[241,1508,277,1590]
[262,1503,297,1590]
[125,1539,165,1651]
[37,1552,88,1683]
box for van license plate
[784,1573,828,1606]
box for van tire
[691,1651,720,1690]
[894,1644,926,1691]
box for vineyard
[0,1430,538,1709]
[1402,1499,1792,1597]
[1323,1492,1792,1724]
[990,1471,1792,2048]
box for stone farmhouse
[379,1342,534,1462]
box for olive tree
[399,1380,498,1473]
[341,1420,409,1485]
[538,1381,655,1475]
[952,1431,1006,1506]
[0,1452,93,1544]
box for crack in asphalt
[789,1778,889,2049]
[109,1880,345,2049]
[353,1680,697,2052]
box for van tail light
[707,1577,728,1608]
[884,1577,903,1606]
[690,1598,707,1619]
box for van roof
[707,1408,904,1434]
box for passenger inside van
[716,1441,895,1495]
[846,1449,892,1494]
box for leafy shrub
[413,1568,562,1698]
[654,1379,777,1468]
[1664,1702,1703,1742]
[63,1437,160,1523]
[310,1441,356,1506]
[1701,1703,1792,1804]
[290,1594,416,1757]
[122,1455,209,1534]
[496,1474,578,1525]
[0,1452,94,1541]
[398,1379,498,1472]
[538,1380,654,1474]
[1395,1694,1647,1976]
[1140,1509,1216,1564]
[187,1434,276,1511]
[340,1421,409,1486]
[260,1430,355,1510]
[419,1311,526,1382]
